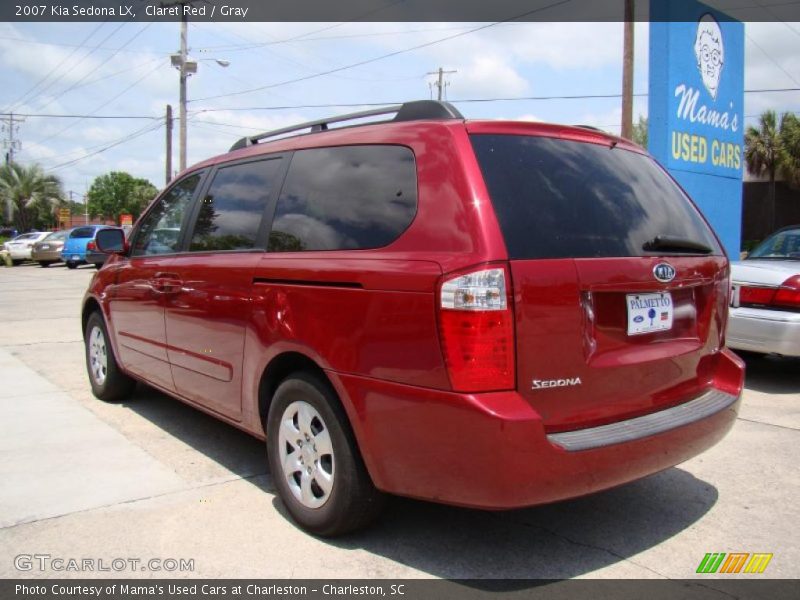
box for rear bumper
[85,250,108,265]
[331,348,743,509]
[727,306,800,357]
[31,249,62,261]
[7,247,33,259]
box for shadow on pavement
[124,384,718,581]
[739,352,800,394]
[123,384,272,491]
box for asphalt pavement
[0,262,798,580]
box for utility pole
[621,0,635,140]
[165,104,173,185]
[168,1,197,173]
[2,112,24,222]
[427,67,457,101]
[2,112,24,166]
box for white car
[728,225,800,357]
[3,232,50,264]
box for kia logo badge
[653,263,676,283]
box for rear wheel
[93,263,102,269]
[66,261,77,269]
[267,372,384,536]
[85,311,135,401]
[39,261,52,268]
[11,259,23,266]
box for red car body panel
[84,117,744,510]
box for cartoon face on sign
[694,13,724,100]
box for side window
[131,174,201,257]
[267,145,417,252]
[189,158,282,252]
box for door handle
[151,272,183,294]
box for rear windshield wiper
[642,235,713,254]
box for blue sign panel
[649,0,744,257]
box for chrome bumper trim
[547,389,739,452]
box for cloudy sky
[0,19,798,197]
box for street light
[170,24,229,172]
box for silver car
[728,225,800,357]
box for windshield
[44,230,68,241]
[14,233,40,241]
[470,134,722,259]
[747,227,800,260]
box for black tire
[93,263,102,269]
[267,372,384,536]
[66,261,77,269]
[11,259,23,266]
[39,261,52,268]
[84,311,136,402]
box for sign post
[648,1,744,257]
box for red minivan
[84,101,744,536]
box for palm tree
[0,162,63,231]
[778,112,800,189]
[745,111,781,231]
[744,110,800,232]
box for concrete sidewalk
[0,347,185,528]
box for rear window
[70,227,96,239]
[267,145,417,252]
[470,134,721,259]
[44,230,68,241]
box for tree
[0,162,63,231]
[631,115,648,148]
[86,171,158,222]
[744,110,800,231]
[778,112,800,189]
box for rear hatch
[63,227,94,257]
[469,128,729,432]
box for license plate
[72,255,80,261]
[626,292,673,335]
[40,244,49,250]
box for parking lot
[0,263,798,580]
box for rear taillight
[438,265,515,392]
[87,240,96,251]
[739,275,800,311]
[773,275,800,309]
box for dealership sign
[649,0,744,257]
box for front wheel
[84,311,136,401]
[267,373,384,536]
[39,261,53,268]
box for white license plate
[40,244,49,250]
[626,292,674,335]
[71,254,80,261]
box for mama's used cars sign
[649,0,744,256]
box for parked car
[86,226,128,269]
[0,227,18,239]
[728,225,800,356]
[31,230,70,267]
[3,231,49,264]
[83,100,744,536]
[61,225,115,269]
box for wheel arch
[257,351,331,433]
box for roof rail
[229,100,464,151]
[574,124,605,132]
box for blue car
[61,225,115,269]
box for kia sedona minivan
[83,100,744,536]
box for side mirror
[96,228,127,254]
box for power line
[43,120,164,171]
[2,22,107,113]
[32,60,166,148]
[190,0,573,103]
